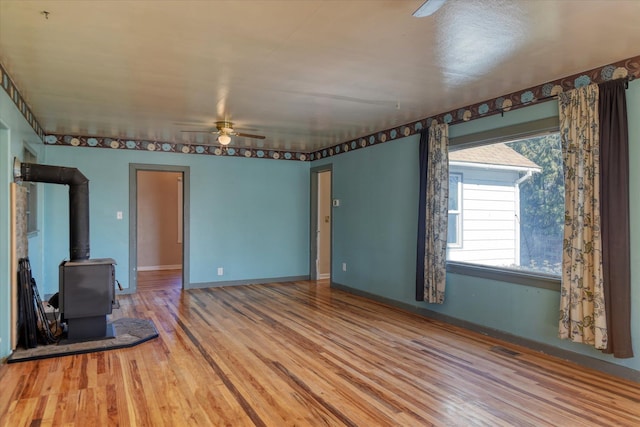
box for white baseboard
[317,273,330,279]
[138,264,182,272]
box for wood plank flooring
[136,269,182,292]
[2,277,640,426]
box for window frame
[447,172,463,248]
[23,146,38,236]
[446,117,561,291]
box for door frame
[128,164,190,293]
[309,164,332,280]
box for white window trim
[447,173,462,248]
[23,145,38,236]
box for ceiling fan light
[218,134,232,145]
[412,0,446,17]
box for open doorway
[137,170,182,290]
[310,165,332,281]
[129,164,190,293]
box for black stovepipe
[18,161,90,261]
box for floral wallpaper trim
[0,62,45,141]
[3,56,639,162]
[309,55,640,161]
[43,134,309,161]
[0,61,307,162]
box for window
[446,132,563,279]
[447,173,462,247]
[23,147,38,235]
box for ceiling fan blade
[234,132,266,139]
[413,0,446,17]
[234,126,261,132]
[180,130,216,133]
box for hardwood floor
[2,278,639,426]
[136,269,182,292]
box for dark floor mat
[7,318,158,363]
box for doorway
[310,165,332,281]
[129,164,190,293]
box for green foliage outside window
[507,133,564,275]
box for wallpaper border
[309,55,640,161]
[2,56,639,162]
[0,63,45,140]
[43,134,309,161]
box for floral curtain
[558,84,607,349]
[419,122,449,304]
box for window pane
[27,182,37,233]
[24,148,38,234]
[448,174,460,211]
[447,133,563,277]
[447,213,458,244]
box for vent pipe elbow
[15,159,90,260]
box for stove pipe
[14,158,90,261]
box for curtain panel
[415,129,429,301]
[598,80,633,358]
[558,84,608,350]
[416,123,449,304]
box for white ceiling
[1,0,639,153]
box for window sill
[446,261,561,291]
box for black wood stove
[14,158,117,342]
[59,258,116,341]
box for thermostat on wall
[332,199,340,207]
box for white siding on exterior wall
[448,167,520,267]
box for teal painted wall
[0,89,44,358]
[2,65,638,376]
[42,147,310,293]
[314,81,640,372]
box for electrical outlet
[116,211,123,220]
[217,267,223,276]
[342,262,347,272]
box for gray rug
[7,318,158,363]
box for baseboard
[317,273,330,279]
[116,286,134,295]
[137,264,182,272]
[187,275,310,290]
[331,282,640,383]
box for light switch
[332,199,340,207]
[116,211,123,220]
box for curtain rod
[500,75,635,117]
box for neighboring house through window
[447,132,563,279]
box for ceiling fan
[181,121,266,145]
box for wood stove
[14,158,118,343]
[59,258,117,341]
